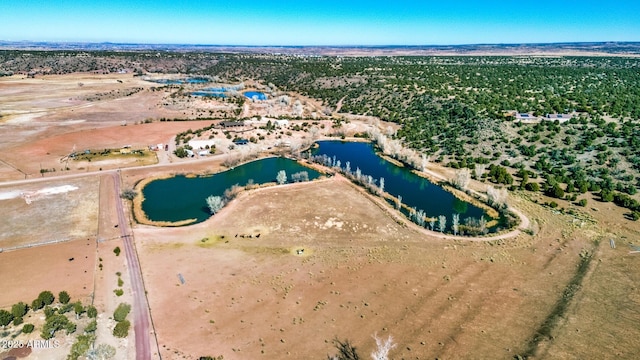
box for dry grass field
[132,177,628,359]
[0,72,639,360]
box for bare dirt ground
[132,177,613,359]
[0,71,639,359]
[0,238,94,309]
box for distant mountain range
[1,41,640,55]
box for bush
[11,302,29,318]
[113,320,130,338]
[31,298,45,311]
[13,317,23,326]
[84,319,97,334]
[87,305,98,318]
[38,291,55,306]
[58,291,71,305]
[577,199,588,207]
[113,303,131,322]
[0,309,14,327]
[22,324,35,334]
[113,247,121,256]
[524,182,540,192]
[546,184,565,199]
[114,289,124,296]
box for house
[544,113,574,123]
[275,119,289,128]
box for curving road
[111,170,153,360]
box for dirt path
[111,171,154,359]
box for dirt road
[111,171,154,360]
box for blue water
[147,77,210,85]
[312,141,489,230]
[191,91,226,98]
[141,157,321,224]
[244,91,267,100]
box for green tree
[87,305,98,318]
[113,320,130,338]
[546,184,565,199]
[525,182,540,192]
[113,247,121,256]
[41,314,71,339]
[38,291,55,306]
[31,297,45,311]
[84,319,97,334]
[11,302,29,318]
[74,302,85,319]
[0,309,14,327]
[58,291,71,304]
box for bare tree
[429,219,436,231]
[276,170,287,185]
[452,213,460,236]
[371,333,396,360]
[438,215,447,233]
[206,195,225,214]
[474,164,486,179]
[379,177,385,193]
[487,186,508,209]
[395,195,402,210]
[453,168,471,190]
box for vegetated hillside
[0,50,222,75]
[206,55,640,217]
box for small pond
[244,91,267,100]
[141,157,321,224]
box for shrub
[84,319,97,334]
[113,320,130,338]
[113,247,121,256]
[22,324,35,334]
[13,317,23,326]
[87,305,98,318]
[113,303,131,322]
[114,289,124,297]
[577,199,587,207]
[525,182,540,192]
[58,291,71,305]
[0,309,14,327]
[11,302,29,318]
[38,291,55,306]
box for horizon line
[2,40,640,48]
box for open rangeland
[0,70,639,360]
[132,176,620,359]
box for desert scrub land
[1,50,639,359]
[204,54,640,219]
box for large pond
[141,157,321,224]
[312,141,492,231]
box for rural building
[545,113,574,123]
[233,139,249,145]
[188,139,217,150]
[219,121,245,128]
[275,119,289,127]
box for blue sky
[1,1,639,45]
